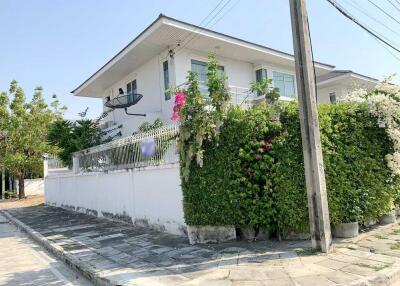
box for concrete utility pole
[289,0,332,253]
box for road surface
[0,213,93,286]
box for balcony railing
[72,124,179,173]
[229,85,263,107]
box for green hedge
[181,102,394,236]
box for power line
[338,1,400,49]
[326,0,400,53]
[340,0,400,36]
[174,0,233,55]
[161,0,233,61]
[366,0,400,26]
[207,0,241,29]
[177,0,227,49]
[371,33,400,62]
[387,0,400,14]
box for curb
[0,209,115,286]
[2,208,400,286]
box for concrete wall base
[187,226,236,244]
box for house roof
[317,70,378,85]
[72,14,337,97]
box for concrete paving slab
[3,204,400,286]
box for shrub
[273,103,392,236]
[182,106,281,228]
[182,101,394,236]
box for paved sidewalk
[3,204,400,286]
[0,213,93,286]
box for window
[255,68,267,96]
[255,68,267,83]
[191,59,224,96]
[163,61,171,101]
[273,71,295,98]
[329,92,337,104]
[126,80,137,104]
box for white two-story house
[72,14,378,138]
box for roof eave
[72,14,335,96]
[71,14,167,95]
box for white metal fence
[73,124,179,173]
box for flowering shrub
[342,79,400,177]
[171,92,185,121]
[182,105,283,228]
[183,101,393,236]
[177,53,231,181]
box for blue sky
[1,0,399,119]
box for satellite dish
[104,93,146,116]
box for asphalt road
[0,214,94,286]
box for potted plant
[237,225,270,241]
[379,208,397,225]
[332,194,361,238]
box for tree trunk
[18,175,25,199]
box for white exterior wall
[174,48,299,101]
[45,165,186,236]
[99,47,345,137]
[101,53,170,137]
[24,178,44,196]
[174,48,255,88]
[318,85,348,104]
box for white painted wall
[45,165,186,236]
[100,47,306,138]
[318,85,347,104]
[174,48,255,88]
[101,52,169,137]
[24,179,44,196]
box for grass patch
[374,234,388,240]
[390,242,400,250]
[392,229,400,234]
[354,262,389,271]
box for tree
[0,81,65,198]
[48,114,101,166]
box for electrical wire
[207,0,241,29]
[340,0,400,36]
[370,34,400,62]
[177,0,227,49]
[173,0,233,55]
[366,0,400,25]
[326,0,400,53]
[387,0,400,13]
[160,0,232,61]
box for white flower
[344,79,400,176]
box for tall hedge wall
[181,102,394,236]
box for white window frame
[252,64,297,101]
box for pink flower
[255,154,261,160]
[262,144,271,152]
[171,91,186,121]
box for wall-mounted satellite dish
[104,93,146,116]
